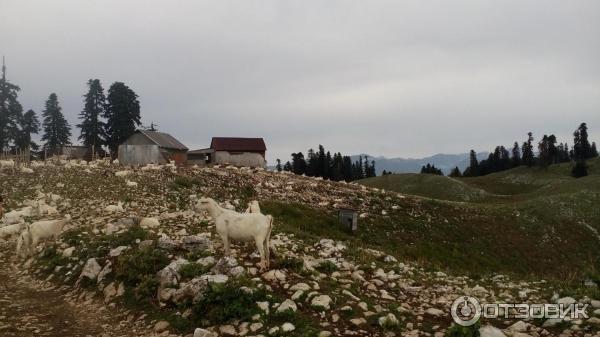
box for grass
[115,245,170,285]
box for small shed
[190,137,267,168]
[338,208,358,232]
[118,130,188,166]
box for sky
[1,0,599,164]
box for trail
[0,241,157,337]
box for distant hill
[350,152,489,175]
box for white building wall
[214,151,266,167]
[118,144,166,166]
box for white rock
[194,328,217,337]
[311,294,332,310]
[277,299,298,313]
[479,325,507,337]
[80,258,101,280]
[557,296,576,306]
[201,274,228,284]
[378,313,399,327]
[425,308,444,317]
[62,247,75,258]
[109,246,129,257]
[257,301,270,314]
[281,322,295,332]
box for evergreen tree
[421,163,442,175]
[511,142,521,167]
[0,58,22,151]
[342,156,353,181]
[15,109,40,151]
[572,160,588,178]
[463,150,480,176]
[41,93,71,155]
[521,132,535,167]
[283,161,292,171]
[78,79,106,155]
[449,166,462,177]
[291,152,307,175]
[104,82,141,155]
[591,142,598,158]
[275,159,282,172]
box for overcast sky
[1,0,599,163]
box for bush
[134,275,160,301]
[315,260,338,274]
[192,282,268,325]
[179,262,209,280]
[115,246,170,285]
[278,257,304,273]
[445,322,480,337]
[572,160,588,178]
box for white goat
[115,170,131,177]
[245,200,261,214]
[20,167,34,174]
[18,215,71,257]
[0,160,15,173]
[195,197,273,271]
[125,180,138,187]
[105,202,124,213]
[0,223,26,239]
[137,217,160,228]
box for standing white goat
[195,197,273,271]
[245,200,261,214]
[17,215,71,257]
[0,160,15,173]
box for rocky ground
[0,161,599,337]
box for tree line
[452,123,597,178]
[276,145,376,182]
[0,61,142,158]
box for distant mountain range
[350,152,489,175]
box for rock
[62,247,75,258]
[479,325,507,337]
[383,255,397,263]
[277,299,298,313]
[228,266,245,277]
[425,308,444,317]
[507,321,531,333]
[318,332,332,337]
[591,300,600,309]
[249,323,263,332]
[194,328,218,337]
[158,236,179,250]
[201,274,228,284]
[378,313,399,327]
[211,256,238,274]
[103,282,117,302]
[557,297,576,306]
[281,322,295,332]
[311,295,332,310]
[290,283,311,291]
[154,320,170,333]
[197,256,216,267]
[172,277,209,304]
[97,261,112,284]
[157,259,188,288]
[588,317,600,325]
[257,301,270,314]
[182,235,211,251]
[80,258,101,280]
[109,246,128,257]
[219,325,236,335]
[542,318,563,328]
[350,318,367,326]
[261,269,286,282]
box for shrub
[179,262,209,280]
[134,275,160,301]
[315,260,338,274]
[445,322,480,337]
[115,246,170,285]
[192,282,268,325]
[278,257,304,273]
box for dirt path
[0,242,159,337]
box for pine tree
[291,152,307,175]
[15,109,40,151]
[275,159,282,172]
[283,161,292,171]
[511,142,521,167]
[572,160,588,178]
[104,82,141,155]
[449,166,462,177]
[0,58,22,151]
[41,93,71,155]
[521,132,535,167]
[342,156,353,181]
[78,79,106,156]
[463,150,480,176]
[591,142,598,157]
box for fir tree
[511,142,521,167]
[15,109,40,151]
[41,93,71,155]
[463,150,480,176]
[104,82,141,155]
[591,142,598,158]
[78,79,106,155]
[449,166,462,177]
[291,152,307,175]
[0,58,22,151]
[275,159,282,172]
[521,132,535,167]
[283,161,292,171]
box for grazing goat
[0,223,26,239]
[245,200,261,214]
[195,197,273,271]
[0,160,15,173]
[105,202,124,213]
[17,215,71,257]
[125,180,138,187]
